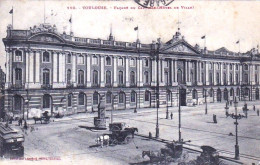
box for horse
[95,134,110,148]
[124,127,138,138]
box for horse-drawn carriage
[96,123,138,147]
[142,142,188,164]
[33,111,50,124]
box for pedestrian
[253,105,256,111]
[134,108,137,113]
[9,116,13,124]
[149,132,152,140]
[18,118,22,126]
[170,112,173,120]
[24,120,28,130]
[257,109,259,116]
[213,114,217,123]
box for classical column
[171,59,175,84]
[139,58,143,86]
[113,56,118,87]
[71,53,76,86]
[233,64,235,85]
[100,55,105,87]
[87,54,91,87]
[35,51,40,84]
[227,63,230,85]
[60,52,66,85]
[9,49,13,85]
[5,49,10,88]
[161,59,165,85]
[220,63,223,85]
[251,64,255,85]
[125,57,129,87]
[205,62,209,85]
[25,50,30,88]
[53,51,58,85]
[151,59,157,86]
[239,64,242,84]
[175,60,178,83]
[213,62,216,85]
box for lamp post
[111,94,117,124]
[155,38,160,138]
[227,97,245,160]
[166,88,169,119]
[204,89,208,115]
[178,86,182,142]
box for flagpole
[239,40,240,53]
[70,14,72,35]
[44,0,46,23]
[12,6,13,28]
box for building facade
[2,23,260,117]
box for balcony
[105,83,112,88]
[41,84,52,89]
[11,82,24,89]
[130,83,137,87]
[92,84,100,87]
[77,84,86,88]
[118,84,126,88]
[66,83,74,88]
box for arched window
[67,54,71,64]
[78,70,84,85]
[145,59,149,67]
[43,94,51,108]
[223,73,227,84]
[93,56,98,65]
[106,71,111,85]
[118,92,125,103]
[236,73,239,84]
[224,88,228,101]
[130,91,136,103]
[201,63,204,69]
[244,88,249,96]
[192,89,197,99]
[244,73,248,83]
[43,69,50,85]
[144,71,149,84]
[106,56,111,65]
[209,73,213,84]
[14,95,22,111]
[78,92,85,105]
[77,55,84,64]
[209,63,213,69]
[118,57,123,66]
[165,71,169,85]
[67,69,71,84]
[15,68,22,81]
[145,91,150,102]
[236,88,240,96]
[210,88,214,97]
[230,64,233,70]
[229,73,233,84]
[216,73,220,84]
[255,65,258,70]
[93,92,99,105]
[244,64,248,71]
[217,63,220,70]
[130,71,135,85]
[177,69,182,84]
[167,90,171,101]
[43,51,50,62]
[118,71,124,85]
[255,74,258,83]
[236,64,239,70]
[106,92,112,104]
[15,50,22,62]
[93,70,99,85]
[130,58,135,66]
[68,93,72,107]
[201,72,204,84]
[190,72,194,83]
[223,63,226,69]
[230,88,234,96]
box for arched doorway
[144,90,151,107]
[230,88,234,100]
[177,69,183,84]
[217,88,222,102]
[13,95,24,114]
[256,88,259,100]
[236,88,240,101]
[167,90,172,107]
[192,89,198,105]
[224,88,228,101]
[43,94,52,113]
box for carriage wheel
[124,134,133,144]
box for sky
[0,0,260,71]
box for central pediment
[161,40,200,54]
[28,32,65,43]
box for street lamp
[178,86,182,142]
[111,94,117,124]
[155,38,160,138]
[166,88,169,119]
[227,97,245,160]
[204,89,208,115]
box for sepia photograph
[0,0,259,164]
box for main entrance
[179,89,186,106]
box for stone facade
[2,23,260,118]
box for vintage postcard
[0,0,260,165]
